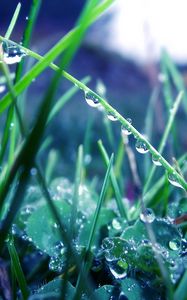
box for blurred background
[1,0,187,192]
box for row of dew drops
[0,40,184,190]
[84,90,185,190]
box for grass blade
[7,237,29,299]
[4,3,21,39]
[0,0,116,113]
[143,91,183,193]
[74,154,114,300]
[98,139,127,219]
[70,145,83,239]
[174,270,187,300]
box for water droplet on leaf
[109,258,128,279]
[135,139,149,154]
[169,239,180,251]
[140,208,155,223]
[112,218,122,230]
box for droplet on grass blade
[168,172,184,189]
[135,139,149,154]
[1,41,27,65]
[84,91,100,107]
[121,118,132,136]
[107,112,118,121]
[152,154,162,166]
[140,208,155,223]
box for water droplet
[49,255,65,272]
[108,259,128,279]
[168,172,184,189]
[112,218,122,230]
[84,91,100,107]
[135,139,149,154]
[152,155,162,166]
[158,73,167,83]
[10,122,14,130]
[107,112,118,121]
[2,41,27,65]
[121,118,132,136]
[140,208,155,223]
[169,239,180,251]
[119,292,128,300]
[0,85,6,93]
[84,154,92,165]
[102,238,114,250]
[20,205,35,224]
[30,168,37,176]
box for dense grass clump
[0,1,187,300]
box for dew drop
[168,172,184,189]
[10,122,14,130]
[30,168,37,176]
[102,238,114,250]
[135,139,149,154]
[84,91,100,107]
[121,118,132,136]
[152,154,162,166]
[112,218,122,230]
[119,292,128,300]
[2,41,27,65]
[169,239,180,251]
[0,85,6,93]
[107,112,118,121]
[140,208,155,223]
[108,259,128,279]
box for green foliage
[1,1,187,299]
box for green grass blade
[162,49,187,113]
[74,154,114,300]
[87,153,113,251]
[98,140,127,219]
[174,270,187,300]
[131,153,187,219]
[7,237,29,299]
[70,145,83,239]
[4,3,21,39]
[0,0,115,113]
[143,91,184,193]
[0,2,22,165]
[45,149,58,184]
[62,0,99,69]
[47,76,90,124]
[144,86,160,176]
[161,54,179,154]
